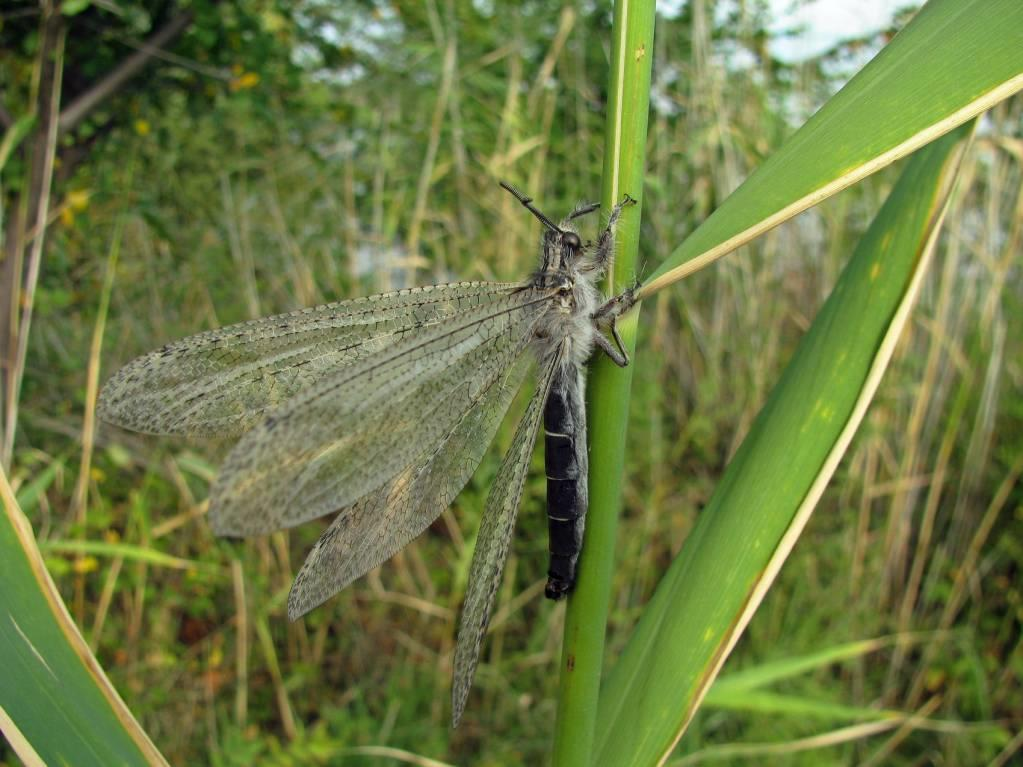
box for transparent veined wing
[287,352,533,619]
[98,282,520,437]
[209,288,554,536]
[451,352,560,727]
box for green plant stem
[551,1,655,764]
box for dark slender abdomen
[543,364,588,600]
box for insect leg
[566,201,601,221]
[590,193,638,272]
[593,330,628,367]
[593,283,639,325]
[591,283,641,367]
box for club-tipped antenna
[499,180,563,234]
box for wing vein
[451,349,562,726]
[209,287,553,535]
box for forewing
[451,354,559,727]
[98,282,520,437]
[287,352,533,619]
[209,288,552,536]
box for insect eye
[562,232,581,250]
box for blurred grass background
[2,1,1021,764]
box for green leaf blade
[1,478,168,766]
[594,121,976,766]
[641,0,1023,297]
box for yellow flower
[67,188,90,211]
[261,10,285,32]
[72,555,99,574]
[230,71,260,92]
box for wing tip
[451,686,467,729]
[286,593,306,622]
[206,504,273,540]
[94,362,180,435]
[287,566,318,621]
[206,494,263,539]
[96,375,135,430]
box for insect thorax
[530,267,600,368]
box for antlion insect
[98,181,638,725]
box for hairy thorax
[531,267,602,370]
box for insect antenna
[499,180,563,234]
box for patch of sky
[765,0,918,63]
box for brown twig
[58,12,194,136]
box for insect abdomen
[543,365,588,600]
